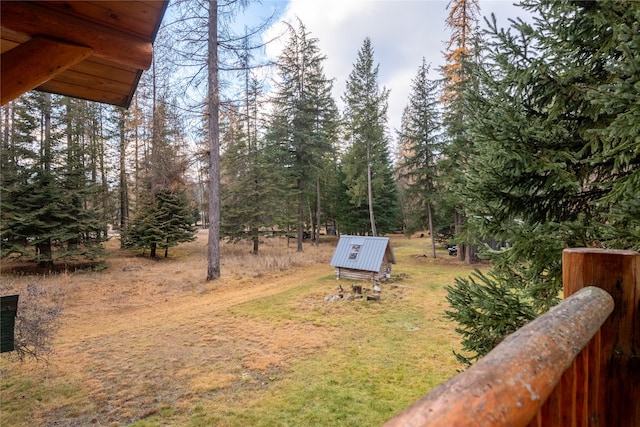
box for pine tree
[586,4,640,251]
[123,97,196,258]
[446,0,640,364]
[220,96,282,254]
[441,0,480,105]
[85,101,110,240]
[125,189,196,258]
[220,108,252,242]
[440,0,481,263]
[58,97,105,260]
[1,93,105,268]
[267,19,338,251]
[341,37,400,236]
[397,59,443,256]
[116,107,130,247]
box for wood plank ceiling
[1,1,169,108]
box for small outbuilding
[330,235,396,282]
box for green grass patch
[185,244,465,426]
[0,371,86,426]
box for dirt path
[57,261,330,337]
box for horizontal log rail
[384,249,639,427]
[384,286,613,427]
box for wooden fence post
[563,248,640,426]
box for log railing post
[383,248,638,426]
[562,248,640,426]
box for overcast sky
[245,0,532,139]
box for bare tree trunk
[88,105,98,210]
[308,199,314,242]
[296,178,304,252]
[456,210,465,262]
[465,244,474,264]
[133,94,140,209]
[151,49,159,194]
[427,202,436,258]
[2,102,9,154]
[252,227,259,254]
[367,144,377,237]
[98,105,109,238]
[39,94,53,268]
[43,93,51,172]
[197,163,207,229]
[119,109,128,247]
[65,99,78,252]
[316,176,321,245]
[206,0,221,280]
[3,102,15,165]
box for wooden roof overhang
[1,1,169,108]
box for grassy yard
[0,232,477,426]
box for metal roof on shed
[330,235,395,272]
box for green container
[1,295,19,353]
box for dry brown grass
[0,231,470,426]
[0,232,339,426]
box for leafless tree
[2,282,62,364]
[170,0,278,280]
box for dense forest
[1,0,639,360]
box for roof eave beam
[1,2,153,71]
[1,37,93,106]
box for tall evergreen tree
[267,19,338,251]
[85,101,111,240]
[125,189,196,258]
[59,97,105,259]
[123,97,196,258]
[440,0,481,263]
[341,37,399,236]
[446,1,640,364]
[116,107,130,247]
[441,0,480,105]
[397,59,443,256]
[586,4,640,251]
[220,96,282,254]
[1,93,105,267]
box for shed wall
[335,267,377,281]
[334,264,392,282]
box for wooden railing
[384,248,640,427]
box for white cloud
[260,0,532,137]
